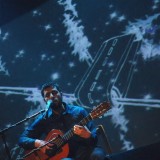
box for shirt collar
[47,102,69,117]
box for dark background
[0,0,160,159]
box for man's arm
[74,108,98,146]
[18,115,45,149]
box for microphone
[46,100,53,111]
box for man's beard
[50,98,62,111]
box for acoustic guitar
[24,101,111,160]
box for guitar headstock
[90,101,111,119]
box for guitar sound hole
[45,145,58,157]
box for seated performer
[19,82,106,160]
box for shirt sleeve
[80,108,98,146]
[18,114,45,150]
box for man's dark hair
[41,82,61,97]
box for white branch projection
[123,13,160,60]
[0,56,9,76]
[57,0,93,66]
[0,86,77,107]
[0,28,9,41]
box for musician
[19,82,106,160]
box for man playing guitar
[18,82,107,160]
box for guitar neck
[62,114,92,142]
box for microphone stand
[0,109,46,160]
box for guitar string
[50,129,74,148]
[50,134,64,148]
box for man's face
[43,86,62,109]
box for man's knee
[90,147,106,160]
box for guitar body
[25,129,69,160]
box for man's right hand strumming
[35,139,53,154]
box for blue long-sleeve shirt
[19,103,98,156]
